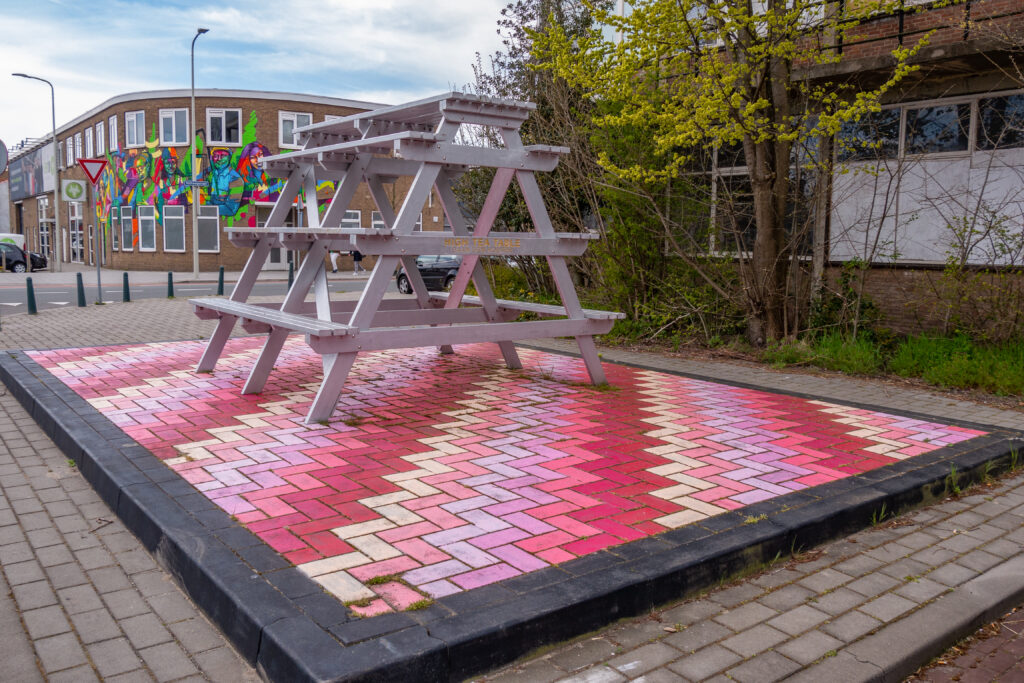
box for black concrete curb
[2,349,1022,682]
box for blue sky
[1,0,510,148]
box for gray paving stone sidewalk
[2,298,1023,682]
[478,472,1024,682]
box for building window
[137,206,156,251]
[159,108,188,146]
[84,128,93,158]
[198,205,220,252]
[120,206,134,251]
[111,212,119,251]
[109,115,118,151]
[163,205,186,251]
[58,142,65,169]
[837,109,901,162]
[65,137,73,166]
[95,122,105,155]
[207,109,241,145]
[279,111,312,149]
[977,94,1024,150]
[74,133,83,160]
[37,198,51,257]
[905,104,970,155]
[415,212,422,230]
[341,210,361,228]
[125,111,145,148]
[371,211,387,229]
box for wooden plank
[396,143,566,173]
[262,131,443,165]
[190,298,356,337]
[308,317,615,354]
[427,293,625,320]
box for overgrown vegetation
[455,1,1023,399]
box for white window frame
[125,110,145,148]
[58,142,65,170]
[110,211,120,251]
[162,205,186,252]
[341,210,361,228]
[207,108,242,146]
[198,205,220,253]
[120,206,134,251]
[74,133,82,160]
[109,115,118,151]
[84,128,93,158]
[371,210,387,229]
[279,111,312,149]
[159,108,189,146]
[95,122,105,155]
[137,205,157,252]
[65,136,73,166]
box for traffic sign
[78,158,107,184]
[62,179,87,201]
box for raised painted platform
[1,340,1018,681]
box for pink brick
[349,556,421,582]
[373,581,427,610]
[450,563,521,590]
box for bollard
[76,273,86,307]
[288,261,294,289]
[26,277,38,315]
[217,265,225,296]
[167,272,175,298]
[122,272,131,302]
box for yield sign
[78,158,107,184]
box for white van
[0,233,26,250]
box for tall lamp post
[191,27,209,279]
[12,72,61,272]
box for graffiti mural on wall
[93,111,332,245]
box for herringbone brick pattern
[28,339,985,617]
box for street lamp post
[12,73,61,272]
[191,27,209,279]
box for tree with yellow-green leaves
[535,0,937,344]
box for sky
[0,0,510,151]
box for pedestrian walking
[352,250,364,273]
[329,251,340,273]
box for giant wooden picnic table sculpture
[190,92,623,424]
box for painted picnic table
[190,92,623,423]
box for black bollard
[167,272,175,298]
[217,265,225,296]
[26,277,38,315]
[288,261,294,289]
[122,272,131,302]
[75,273,86,307]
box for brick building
[5,89,449,272]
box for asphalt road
[0,276,387,313]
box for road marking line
[0,302,20,307]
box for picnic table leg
[196,315,237,372]
[306,352,357,424]
[242,327,288,394]
[574,334,607,385]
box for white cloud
[1,0,511,148]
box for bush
[812,333,882,375]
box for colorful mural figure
[207,148,244,216]
[92,111,291,234]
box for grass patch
[812,332,882,375]
[405,599,434,611]
[890,335,1024,395]
[365,574,402,586]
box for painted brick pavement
[28,338,985,618]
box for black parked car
[396,254,463,294]
[0,243,46,273]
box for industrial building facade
[5,89,448,271]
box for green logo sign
[65,182,84,199]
